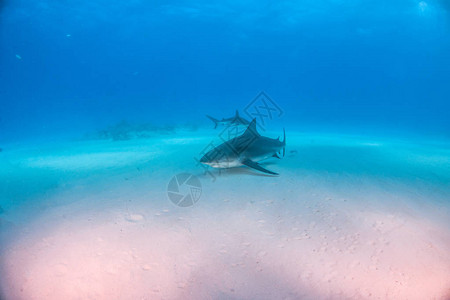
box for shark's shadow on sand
[206,162,280,178]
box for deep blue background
[1,0,449,141]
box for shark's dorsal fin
[235,110,240,117]
[242,118,259,137]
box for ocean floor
[0,130,449,299]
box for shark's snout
[200,153,213,164]
[200,155,208,164]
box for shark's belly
[243,147,274,162]
[209,160,243,168]
[248,154,272,163]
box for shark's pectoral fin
[242,159,278,175]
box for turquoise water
[1,1,450,299]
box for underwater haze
[0,0,450,141]
[1,1,450,299]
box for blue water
[1,0,449,142]
[1,2,450,299]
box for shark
[200,119,286,175]
[206,110,250,129]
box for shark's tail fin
[206,115,219,129]
[282,128,286,157]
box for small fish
[15,54,22,60]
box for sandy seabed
[0,131,449,300]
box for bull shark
[206,110,250,129]
[200,119,286,175]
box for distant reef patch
[85,120,198,141]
